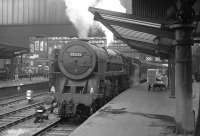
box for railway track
[0,91,49,108]
[0,102,45,132]
[32,119,78,136]
[0,87,49,101]
[0,94,20,102]
[1,114,78,136]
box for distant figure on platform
[15,74,19,81]
[28,68,32,80]
[148,84,151,91]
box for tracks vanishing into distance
[0,101,45,132]
[32,119,78,136]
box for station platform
[0,77,49,98]
[70,82,200,136]
[0,77,48,89]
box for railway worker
[17,85,21,95]
[50,86,56,94]
[17,83,24,95]
[50,86,56,113]
[26,90,33,103]
[50,96,57,113]
[34,105,47,123]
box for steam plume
[64,0,126,46]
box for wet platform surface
[70,82,200,136]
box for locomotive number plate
[70,52,82,57]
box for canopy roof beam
[90,9,170,59]
[90,7,174,39]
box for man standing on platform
[28,68,32,80]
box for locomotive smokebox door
[58,41,96,80]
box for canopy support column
[171,23,195,134]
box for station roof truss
[89,7,176,59]
[0,43,28,59]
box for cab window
[75,86,87,94]
[63,86,71,93]
[76,86,84,94]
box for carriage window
[63,86,71,93]
[76,86,84,94]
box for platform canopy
[0,43,28,59]
[89,6,200,59]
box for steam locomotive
[50,40,140,119]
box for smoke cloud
[64,0,126,46]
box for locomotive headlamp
[90,88,94,94]
[50,86,56,93]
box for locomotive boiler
[50,40,139,119]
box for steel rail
[0,91,49,108]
